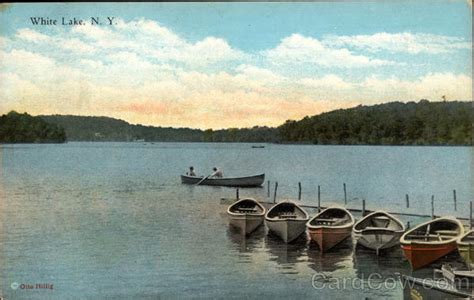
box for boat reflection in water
[226,224,266,254]
[306,238,354,274]
[264,234,308,270]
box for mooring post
[317,185,321,213]
[267,181,270,198]
[298,182,302,200]
[453,189,457,211]
[236,188,239,200]
[273,182,278,203]
[431,195,435,219]
[343,183,347,205]
[406,194,409,208]
[362,199,366,216]
[470,201,472,229]
[407,221,410,229]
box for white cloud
[263,34,399,68]
[324,32,471,54]
[16,28,50,43]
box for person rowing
[211,167,223,178]
[186,166,196,177]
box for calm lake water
[0,142,472,299]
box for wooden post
[406,194,409,208]
[343,183,347,205]
[453,190,457,211]
[431,195,435,219]
[470,201,472,229]
[298,182,302,200]
[267,181,270,198]
[273,182,278,203]
[362,199,366,216]
[317,185,321,213]
[236,188,239,200]
[407,221,410,229]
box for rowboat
[400,217,465,270]
[306,206,355,252]
[353,211,405,255]
[227,198,266,235]
[181,173,265,187]
[265,201,309,243]
[457,230,474,270]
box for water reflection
[264,233,308,265]
[307,238,354,274]
[353,245,408,280]
[226,224,266,253]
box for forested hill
[0,111,66,143]
[37,100,472,145]
[278,100,472,145]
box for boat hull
[266,219,307,243]
[181,174,265,187]
[354,229,403,253]
[401,241,458,270]
[458,243,474,269]
[228,214,264,235]
[308,227,352,252]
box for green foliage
[0,111,66,143]
[278,100,473,146]
[35,100,472,145]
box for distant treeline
[279,100,472,145]
[0,111,66,143]
[2,100,471,145]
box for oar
[195,172,216,186]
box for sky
[0,2,472,129]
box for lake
[0,142,472,299]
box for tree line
[0,111,66,143]
[1,100,471,145]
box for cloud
[324,32,471,54]
[0,18,471,129]
[16,28,50,43]
[263,34,399,68]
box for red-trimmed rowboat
[400,217,464,270]
[306,206,355,252]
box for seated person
[187,166,196,177]
[212,167,223,178]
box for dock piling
[431,195,435,219]
[267,181,270,198]
[343,183,347,205]
[470,201,472,229]
[453,190,457,211]
[406,194,409,208]
[236,188,239,200]
[317,185,321,213]
[362,199,366,216]
[273,182,278,203]
[298,182,302,200]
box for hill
[278,100,472,145]
[37,100,472,145]
[0,111,66,143]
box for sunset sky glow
[0,2,472,129]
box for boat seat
[434,230,459,236]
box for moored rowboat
[400,217,464,270]
[265,201,309,243]
[227,198,266,235]
[181,173,265,187]
[306,206,355,252]
[353,211,405,255]
[457,230,474,270]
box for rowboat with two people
[181,173,265,187]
